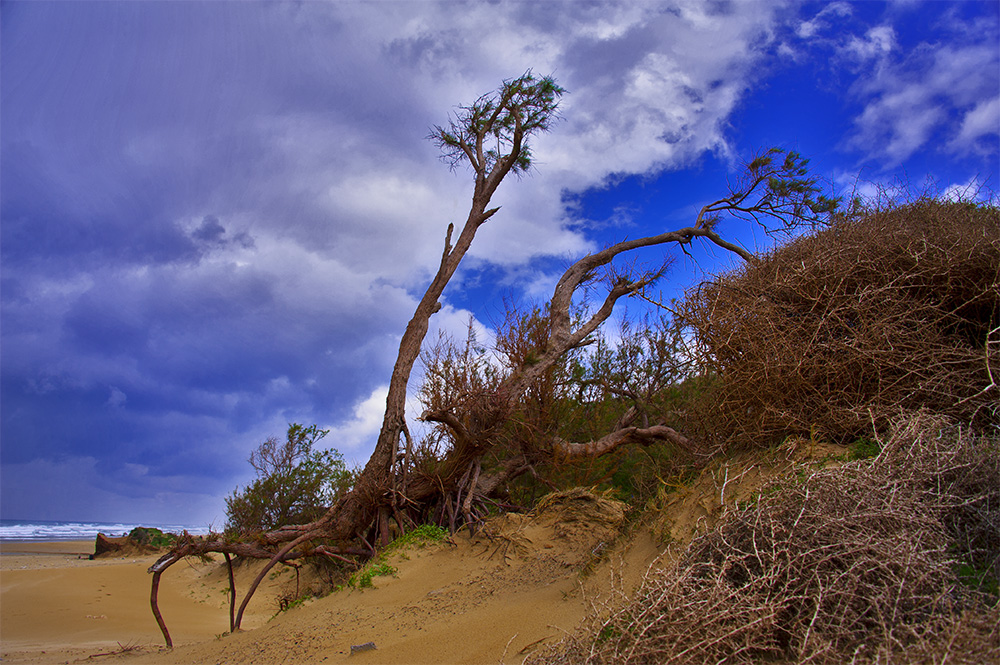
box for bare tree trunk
[349,76,546,533]
[224,553,236,634]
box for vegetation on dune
[126,527,178,549]
[680,198,999,450]
[224,424,354,537]
[529,413,1000,665]
[146,70,998,659]
[347,524,448,590]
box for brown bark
[150,569,172,648]
[351,90,529,529]
[224,553,236,633]
[553,424,692,458]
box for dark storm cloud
[191,216,227,244]
[0,0,794,524]
[6,1,989,526]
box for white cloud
[950,96,1000,153]
[324,385,389,465]
[795,2,853,39]
[843,25,895,61]
[212,0,790,297]
[0,0,798,523]
[852,84,946,165]
[848,38,998,166]
[942,175,993,203]
[787,3,997,168]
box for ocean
[0,519,212,542]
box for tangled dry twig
[530,412,1000,664]
[680,200,1000,448]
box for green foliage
[848,437,880,460]
[701,147,840,233]
[127,527,176,548]
[420,303,703,510]
[528,313,698,505]
[431,71,565,176]
[225,423,355,536]
[349,561,397,589]
[596,625,620,643]
[346,524,446,590]
[384,524,449,553]
[277,594,311,613]
[956,562,999,597]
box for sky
[2,0,997,527]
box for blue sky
[2,1,997,526]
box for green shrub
[348,561,397,589]
[127,527,176,548]
[384,524,448,553]
[848,437,880,460]
[225,424,355,536]
[346,524,447,590]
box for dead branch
[553,424,693,459]
[530,412,1000,665]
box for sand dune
[1,491,664,665]
[2,453,833,665]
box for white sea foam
[0,520,210,542]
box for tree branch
[553,424,692,458]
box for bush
[347,524,447,589]
[531,412,1000,664]
[225,424,354,536]
[126,527,176,548]
[680,199,999,448]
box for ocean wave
[0,520,211,542]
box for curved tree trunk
[146,90,834,644]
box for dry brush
[531,412,1000,665]
[681,199,1000,449]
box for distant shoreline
[0,519,211,543]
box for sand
[130,491,664,665]
[0,493,658,665]
[0,540,286,664]
[1,448,843,665]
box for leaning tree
[147,72,838,645]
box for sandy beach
[0,540,285,664]
[0,450,857,665]
[0,492,665,665]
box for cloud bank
[2,1,996,525]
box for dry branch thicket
[531,412,1000,665]
[681,200,1000,448]
[145,77,995,654]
